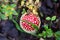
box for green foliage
[55,31,60,40]
[51,16,56,21]
[46,17,51,21]
[0,13,7,20]
[12,19,24,32]
[46,16,56,21]
[22,8,26,14]
[55,31,60,36]
[42,31,47,38]
[56,37,60,40]
[46,29,53,37]
[0,4,18,20]
[31,23,39,31]
[53,0,57,2]
[44,24,48,30]
[38,33,43,37]
[11,4,16,8]
[38,24,53,38]
[4,0,9,2]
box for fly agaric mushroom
[20,12,41,34]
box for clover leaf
[51,16,56,21]
[46,17,51,21]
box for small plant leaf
[46,17,51,21]
[44,24,48,30]
[22,8,26,14]
[44,24,53,37]
[56,37,60,40]
[1,8,7,13]
[11,4,16,8]
[0,13,7,20]
[42,31,46,38]
[55,31,60,37]
[47,29,53,37]
[31,23,39,31]
[12,10,18,15]
[51,16,56,21]
[55,31,60,40]
[9,15,12,20]
[38,33,42,37]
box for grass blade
[12,19,24,32]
